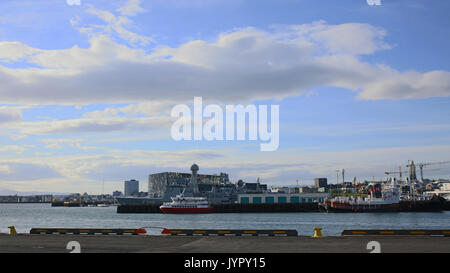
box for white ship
[159,195,213,213]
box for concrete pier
[1,234,449,253]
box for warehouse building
[237,193,329,204]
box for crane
[385,166,403,179]
[385,168,440,178]
[406,160,450,181]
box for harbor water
[1,203,449,236]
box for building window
[278,197,287,203]
[240,197,249,204]
[290,196,299,203]
[253,197,262,204]
[265,197,274,204]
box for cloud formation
[117,0,146,16]
[0,106,23,124]
[0,162,61,181]
[1,1,449,194]
[80,1,152,46]
[1,19,449,106]
[12,116,173,135]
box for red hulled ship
[320,179,400,212]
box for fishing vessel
[159,195,214,213]
[320,179,400,212]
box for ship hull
[399,200,443,212]
[159,207,214,214]
[115,196,162,206]
[320,202,400,213]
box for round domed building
[191,163,199,173]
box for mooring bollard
[313,227,323,238]
[135,228,147,235]
[8,226,17,235]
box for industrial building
[237,192,329,204]
[148,171,230,198]
[314,178,328,188]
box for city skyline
[1,0,450,194]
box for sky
[0,0,450,194]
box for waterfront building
[0,195,53,203]
[441,182,450,192]
[270,187,290,193]
[237,192,329,204]
[112,191,123,197]
[298,186,317,193]
[124,179,139,196]
[314,178,328,188]
[147,171,231,199]
[241,182,267,193]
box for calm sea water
[1,203,449,235]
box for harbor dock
[1,234,449,253]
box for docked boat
[320,179,400,212]
[159,195,214,214]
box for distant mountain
[0,188,70,196]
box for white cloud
[294,21,391,55]
[0,21,448,105]
[12,116,173,135]
[45,143,63,149]
[0,161,61,181]
[0,164,12,174]
[117,0,146,16]
[0,106,23,123]
[0,41,40,63]
[42,139,86,150]
[0,145,33,154]
[82,101,174,118]
[359,70,450,100]
[82,2,152,46]
[69,143,101,151]
[82,107,120,119]
[41,138,84,144]
[9,134,28,141]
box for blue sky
[0,0,450,194]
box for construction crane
[385,168,440,178]
[385,166,403,179]
[406,160,450,181]
[385,170,402,177]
